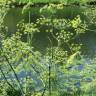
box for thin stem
[29,11,31,24]
[80,26,96,32]
[0,66,16,91]
[48,37,54,96]
[1,47,25,96]
[4,55,25,96]
[41,82,47,96]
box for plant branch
[0,65,16,91]
[0,47,25,96]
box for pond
[4,6,96,57]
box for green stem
[0,65,16,91]
[48,37,54,96]
[1,47,25,96]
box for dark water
[4,7,96,57]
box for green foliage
[0,1,96,96]
[0,0,95,5]
[0,1,9,41]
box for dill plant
[0,1,96,96]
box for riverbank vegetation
[0,0,96,6]
[0,0,96,96]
